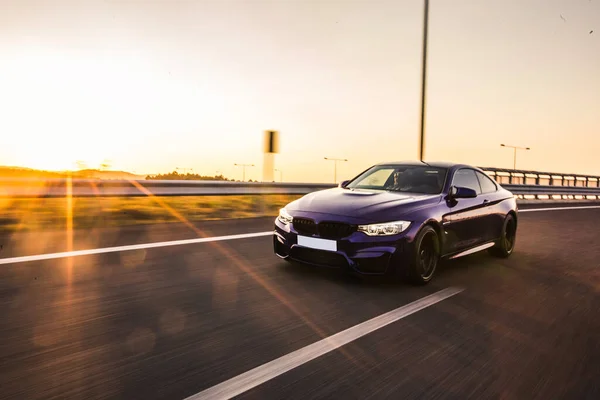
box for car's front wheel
[489,213,517,258]
[407,225,440,285]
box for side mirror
[447,186,477,199]
[339,180,351,188]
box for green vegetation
[0,166,282,233]
[0,194,302,233]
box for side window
[476,171,497,193]
[452,169,482,194]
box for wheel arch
[508,210,518,227]
[405,220,442,285]
[421,219,444,252]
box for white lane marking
[1,204,598,265]
[519,205,600,213]
[0,231,272,265]
[184,286,464,400]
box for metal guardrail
[480,167,600,188]
[0,178,336,197]
[479,167,600,200]
[501,184,600,201]
[0,167,599,200]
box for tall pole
[500,144,530,170]
[234,163,254,181]
[418,0,429,161]
[324,157,348,183]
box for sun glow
[0,46,169,173]
[18,150,107,173]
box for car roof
[374,160,470,169]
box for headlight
[358,220,411,236]
[277,208,293,225]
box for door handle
[483,199,490,204]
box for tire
[406,225,440,285]
[489,213,517,258]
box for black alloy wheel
[408,225,440,285]
[489,213,517,258]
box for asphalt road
[1,205,599,399]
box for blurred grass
[0,195,302,233]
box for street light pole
[500,144,530,170]
[418,0,429,162]
[234,163,254,181]
[324,157,348,183]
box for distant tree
[100,160,112,171]
[145,170,233,181]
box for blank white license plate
[297,236,337,252]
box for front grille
[290,247,348,268]
[292,217,318,236]
[293,218,355,239]
[318,221,356,239]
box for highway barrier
[0,167,599,201]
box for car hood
[287,187,441,221]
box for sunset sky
[1,0,598,183]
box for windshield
[346,165,448,194]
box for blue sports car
[273,161,518,284]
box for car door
[442,168,487,253]
[475,170,505,242]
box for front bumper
[273,218,411,276]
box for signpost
[263,130,280,182]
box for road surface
[1,204,599,399]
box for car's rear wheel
[407,225,440,285]
[489,213,516,258]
